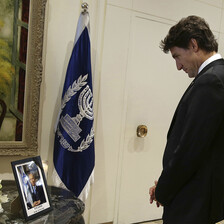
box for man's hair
[160,15,218,53]
[29,172,36,179]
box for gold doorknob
[137,125,148,137]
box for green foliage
[0,0,14,17]
[0,0,15,103]
[0,38,15,99]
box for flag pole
[81,2,88,13]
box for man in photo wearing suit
[28,173,46,208]
[149,16,224,224]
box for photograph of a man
[28,173,46,208]
[12,157,52,220]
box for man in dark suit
[149,15,224,224]
[28,173,46,207]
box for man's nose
[176,61,183,70]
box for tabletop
[0,180,85,224]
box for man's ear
[189,38,199,52]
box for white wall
[1,0,224,223]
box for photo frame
[11,156,52,221]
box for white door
[116,13,190,224]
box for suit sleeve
[37,185,46,203]
[155,74,224,206]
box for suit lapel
[167,81,194,138]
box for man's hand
[149,180,162,207]
[32,200,41,207]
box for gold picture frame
[0,0,47,155]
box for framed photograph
[11,156,52,221]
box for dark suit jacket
[155,59,224,224]
[32,185,46,205]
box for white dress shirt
[198,53,222,74]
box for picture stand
[11,196,22,213]
[11,156,52,221]
[11,196,23,217]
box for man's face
[170,46,198,78]
[29,174,36,186]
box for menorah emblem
[74,85,94,125]
[60,85,93,143]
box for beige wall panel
[219,33,224,56]
[89,5,132,224]
[196,0,223,8]
[133,0,222,32]
[220,8,224,33]
[40,0,81,166]
[108,0,133,9]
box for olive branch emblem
[57,127,94,153]
[61,74,88,110]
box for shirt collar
[198,53,222,74]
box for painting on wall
[0,0,29,141]
[0,0,46,155]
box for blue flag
[53,11,95,200]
